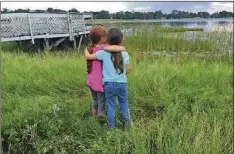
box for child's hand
[103,45,125,52]
[85,47,97,60]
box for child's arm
[126,64,131,74]
[124,51,130,74]
[85,45,125,60]
[85,48,97,60]
[103,45,125,52]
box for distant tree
[46,8,54,13]
[179,11,191,18]
[189,12,197,18]
[218,10,232,18]
[154,10,163,19]
[171,10,179,19]
[45,8,66,13]
[68,8,79,13]
[110,13,116,19]
[1,7,233,19]
[1,8,10,13]
[211,12,220,18]
[145,12,154,19]
[124,11,133,19]
[164,13,173,19]
[133,12,142,19]
[99,10,110,19]
[14,9,30,13]
[197,12,210,18]
[53,9,66,13]
[35,9,45,13]
[116,11,124,19]
[92,11,100,19]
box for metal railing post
[27,13,35,44]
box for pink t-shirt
[86,44,105,92]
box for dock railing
[1,12,93,43]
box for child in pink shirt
[86,26,124,117]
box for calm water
[159,18,233,32]
[115,18,233,52]
[106,18,233,32]
[93,18,233,51]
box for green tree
[211,12,220,18]
[198,12,210,18]
[99,10,110,19]
[35,9,45,13]
[124,11,133,19]
[46,8,54,13]
[219,11,232,18]
[53,9,66,13]
[116,11,124,19]
[171,10,179,19]
[14,8,30,13]
[68,8,79,13]
[1,8,10,13]
[145,12,154,19]
[133,12,142,19]
[154,10,163,19]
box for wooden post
[67,12,73,41]
[44,38,50,51]
[27,13,35,44]
[73,36,77,49]
[78,35,83,52]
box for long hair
[87,26,106,73]
[107,28,124,74]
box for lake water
[114,18,233,52]
[159,18,233,32]
[94,18,233,52]
[106,18,233,32]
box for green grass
[2,50,233,153]
[121,25,232,53]
[1,23,233,153]
[157,26,203,32]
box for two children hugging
[85,26,131,129]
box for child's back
[86,26,107,117]
[96,50,129,83]
[85,27,131,129]
[95,28,131,129]
[87,44,105,92]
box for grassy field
[1,25,233,154]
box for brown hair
[107,28,124,74]
[87,26,107,73]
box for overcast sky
[1,2,233,14]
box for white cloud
[207,2,233,13]
[1,2,128,13]
[132,6,151,11]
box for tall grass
[1,23,233,153]
[2,50,233,153]
[121,24,232,53]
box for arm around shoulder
[84,48,97,60]
[103,45,125,52]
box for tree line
[1,7,233,19]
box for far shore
[91,18,233,24]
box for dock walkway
[1,13,93,51]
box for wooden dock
[1,13,94,51]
